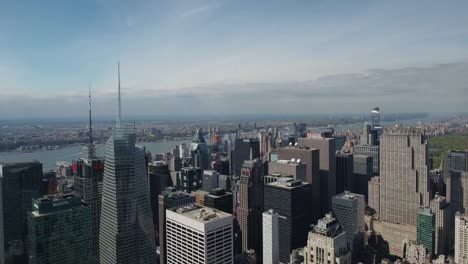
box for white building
[263,210,279,264]
[455,213,468,264]
[166,204,233,264]
[303,213,351,264]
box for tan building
[429,194,450,256]
[368,176,381,215]
[303,213,351,264]
[455,213,468,264]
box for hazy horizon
[1,0,467,118]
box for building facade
[264,178,314,263]
[99,127,157,264]
[429,195,450,256]
[158,189,194,264]
[352,155,373,200]
[379,128,430,226]
[278,146,321,222]
[0,161,43,264]
[166,204,233,264]
[232,138,260,176]
[204,188,233,214]
[262,210,279,264]
[416,207,435,256]
[190,129,210,170]
[455,213,468,264]
[177,167,203,193]
[336,152,353,194]
[27,194,92,264]
[236,159,264,258]
[368,176,381,214]
[331,192,365,247]
[353,145,380,175]
[303,213,351,264]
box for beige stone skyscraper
[430,194,450,256]
[379,128,430,226]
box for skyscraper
[99,63,157,264]
[262,210,279,264]
[336,152,353,194]
[379,128,430,226]
[264,178,314,263]
[353,145,380,175]
[352,155,373,200]
[27,194,92,264]
[455,213,468,264]
[331,192,365,248]
[445,150,468,215]
[73,90,104,263]
[298,136,336,213]
[202,170,220,192]
[368,176,381,214]
[277,146,321,221]
[148,163,171,239]
[416,207,435,256]
[166,204,234,264]
[158,189,194,264]
[236,159,264,258]
[204,188,233,214]
[429,194,450,256]
[259,131,274,162]
[0,161,43,264]
[177,167,202,193]
[371,107,381,129]
[232,138,260,176]
[190,129,210,170]
[303,213,351,264]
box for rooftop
[267,177,305,188]
[334,191,364,201]
[171,204,232,223]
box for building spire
[87,82,96,159]
[117,61,122,128]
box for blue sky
[0,0,467,118]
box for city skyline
[0,1,468,117]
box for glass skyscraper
[99,126,157,264]
[27,194,92,264]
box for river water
[0,140,191,171]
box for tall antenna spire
[117,61,122,128]
[87,82,96,159]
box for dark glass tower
[232,139,260,176]
[189,129,209,170]
[0,161,43,264]
[27,194,92,264]
[264,178,314,263]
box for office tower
[190,129,210,170]
[73,158,104,263]
[368,176,381,214]
[430,195,450,255]
[278,146,321,221]
[236,159,264,258]
[264,178,314,263]
[416,207,435,256]
[380,128,430,226]
[178,143,188,159]
[168,156,182,173]
[0,161,43,264]
[193,190,209,206]
[148,163,171,239]
[202,170,219,192]
[259,131,274,162]
[99,63,157,264]
[303,213,351,264]
[352,155,373,200]
[371,107,381,128]
[360,122,372,146]
[331,192,365,248]
[353,145,380,175]
[204,188,233,214]
[166,204,233,264]
[172,145,180,158]
[334,136,346,152]
[177,167,202,193]
[298,136,336,213]
[455,213,468,264]
[262,210,279,264]
[27,194,92,264]
[212,158,230,175]
[268,159,307,181]
[429,169,445,198]
[446,150,468,214]
[158,189,194,264]
[336,152,353,194]
[232,138,260,176]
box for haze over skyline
[0,0,467,118]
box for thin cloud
[179,3,220,18]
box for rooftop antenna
[117,61,122,128]
[87,82,96,159]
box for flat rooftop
[171,204,232,223]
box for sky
[0,0,467,119]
